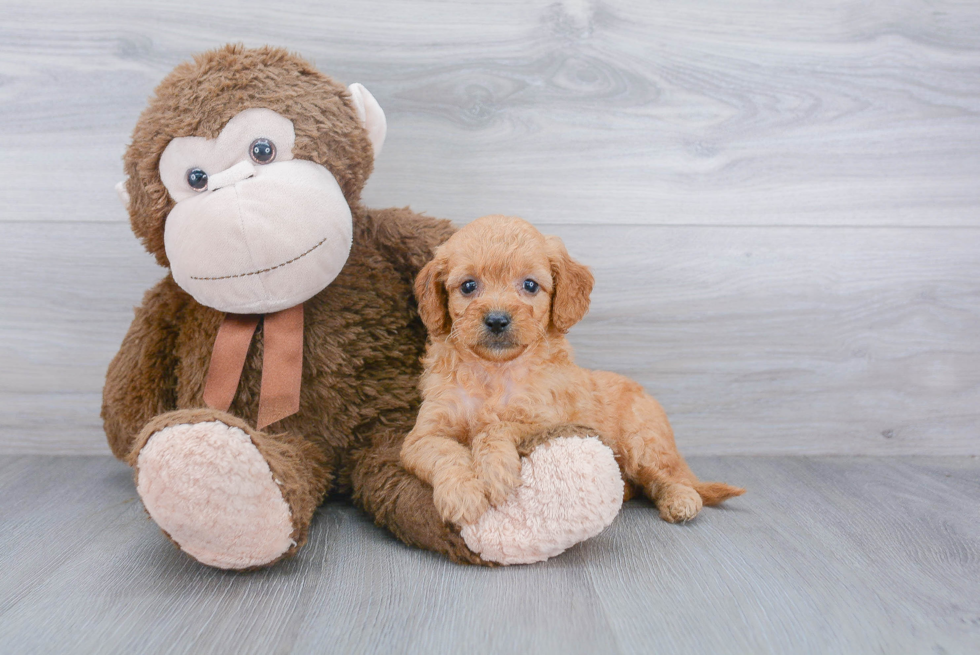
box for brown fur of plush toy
[123,45,376,268]
[103,45,482,565]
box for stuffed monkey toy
[103,45,624,569]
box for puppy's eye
[460,280,478,296]
[523,279,540,294]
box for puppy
[401,215,744,526]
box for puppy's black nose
[484,311,511,334]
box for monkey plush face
[159,108,354,313]
[120,45,387,314]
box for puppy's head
[415,215,593,362]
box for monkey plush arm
[350,427,489,566]
[363,207,456,282]
[101,276,184,460]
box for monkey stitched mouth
[190,237,328,281]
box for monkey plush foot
[134,419,296,569]
[459,434,623,565]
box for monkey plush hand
[103,45,623,569]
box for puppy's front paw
[478,453,523,507]
[433,471,490,526]
[657,484,703,523]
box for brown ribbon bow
[203,304,304,430]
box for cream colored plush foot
[460,436,623,565]
[135,421,295,569]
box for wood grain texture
[2,222,977,455]
[1,455,977,654]
[1,0,979,454]
[1,0,979,226]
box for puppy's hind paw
[657,484,703,523]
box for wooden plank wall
[1,0,978,455]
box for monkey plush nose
[484,311,511,334]
[208,160,256,191]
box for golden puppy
[401,215,744,526]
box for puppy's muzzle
[483,311,511,335]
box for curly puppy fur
[401,215,744,525]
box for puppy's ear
[547,235,594,332]
[414,255,451,337]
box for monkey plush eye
[523,279,540,294]
[186,168,208,191]
[249,138,276,164]
[460,280,478,296]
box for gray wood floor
[1,455,978,654]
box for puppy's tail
[694,481,745,506]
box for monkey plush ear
[114,180,130,210]
[347,83,387,158]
